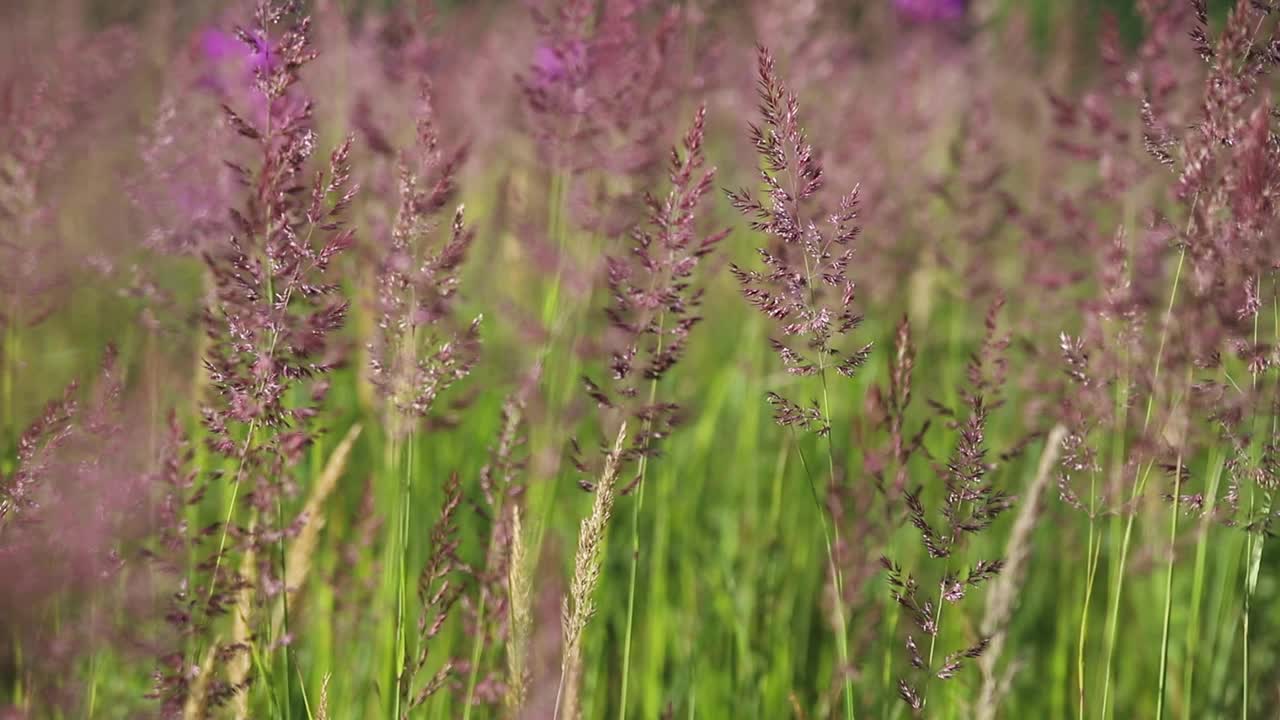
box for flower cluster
[728,45,871,436]
[577,105,728,478]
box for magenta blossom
[191,26,294,130]
[199,28,272,70]
[530,41,587,86]
[195,28,274,97]
[894,0,967,21]
[199,27,240,62]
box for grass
[11,245,1278,720]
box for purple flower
[195,28,274,98]
[894,0,968,22]
[530,41,586,86]
[192,26,288,128]
[199,28,240,61]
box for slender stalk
[789,423,853,720]
[277,494,293,720]
[2,307,16,451]
[927,559,953,671]
[460,591,489,720]
[1239,278,1274,720]
[1101,460,1161,719]
[554,425,627,720]
[1077,467,1102,720]
[1241,490,1271,720]
[541,170,569,327]
[1095,357,1134,718]
[616,457,647,720]
[207,420,258,607]
[399,435,414,712]
[1156,452,1184,720]
[791,161,854,720]
[392,433,413,720]
[504,507,531,715]
[617,313,666,720]
[818,339,854,720]
[1182,451,1225,713]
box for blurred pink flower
[894,0,967,22]
[530,41,587,86]
[195,27,274,104]
[199,27,272,71]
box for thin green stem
[1096,368,1133,718]
[789,420,853,720]
[391,433,411,720]
[1241,490,1271,720]
[1182,451,1225,714]
[1241,279,1275,720]
[927,559,952,673]
[618,311,666,720]
[460,591,489,720]
[1156,452,1184,720]
[818,340,854,720]
[278,493,293,720]
[617,453,647,720]
[787,423,848,702]
[2,307,17,456]
[1100,478,1143,720]
[1077,468,1102,720]
[541,171,568,328]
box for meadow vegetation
[2,0,1280,718]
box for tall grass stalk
[1240,489,1271,719]
[820,375,856,720]
[617,315,664,720]
[1078,463,1103,720]
[555,423,628,720]
[1182,451,1226,711]
[505,507,531,715]
[460,594,488,720]
[789,422,853,720]
[978,425,1068,720]
[1239,275,1280,720]
[391,432,413,720]
[1155,451,1184,720]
